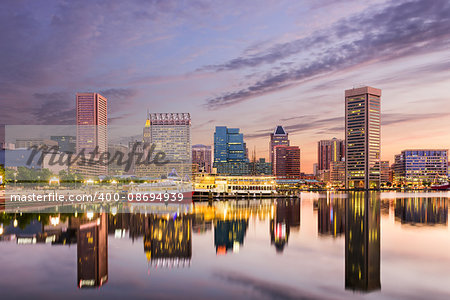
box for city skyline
[1,0,449,173]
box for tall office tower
[77,213,108,288]
[270,125,289,165]
[135,113,191,178]
[192,144,212,173]
[318,138,345,171]
[345,86,381,189]
[213,126,249,175]
[75,92,108,176]
[345,192,380,292]
[273,145,301,178]
[392,149,448,185]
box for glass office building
[345,87,381,189]
[213,126,249,175]
[393,149,448,184]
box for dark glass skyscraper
[345,87,381,189]
[213,126,249,175]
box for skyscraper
[273,145,301,178]
[75,92,108,176]
[270,125,289,165]
[192,144,212,173]
[318,138,345,171]
[213,126,249,175]
[136,113,191,178]
[345,86,381,189]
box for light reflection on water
[0,192,449,299]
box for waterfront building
[273,145,301,179]
[392,149,448,185]
[192,144,212,173]
[269,125,289,165]
[318,138,345,171]
[330,160,346,185]
[345,86,381,189]
[136,113,191,178]
[380,161,390,184]
[213,126,249,175]
[75,92,108,176]
[250,158,272,175]
[193,174,276,195]
[50,136,76,153]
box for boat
[430,182,450,190]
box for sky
[1,0,449,172]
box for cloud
[204,0,450,109]
[214,270,326,300]
[244,111,450,139]
[382,112,450,126]
[32,92,76,125]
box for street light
[49,177,60,186]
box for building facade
[392,149,448,185]
[213,126,249,175]
[51,136,76,153]
[75,93,108,176]
[250,158,272,175]
[269,125,289,165]
[318,138,345,171]
[136,113,191,178]
[345,86,381,189]
[380,161,390,184]
[192,144,212,173]
[15,138,58,150]
[330,160,346,185]
[273,145,301,178]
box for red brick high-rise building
[273,145,301,178]
[75,93,108,176]
[269,125,289,166]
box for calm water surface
[0,192,449,299]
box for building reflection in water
[270,199,300,253]
[108,212,192,267]
[345,192,381,292]
[76,213,108,288]
[394,197,448,226]
[318,196,345,237]
[214,219,248,255]
[144,214,192,267]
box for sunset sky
[1,0,449,172]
